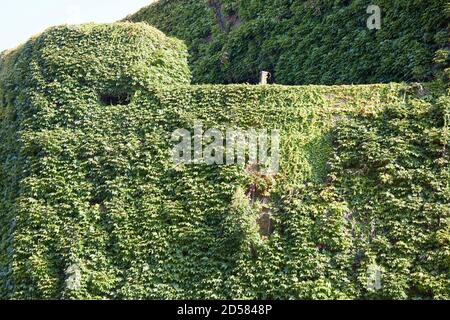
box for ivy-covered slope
[127,0,450,85]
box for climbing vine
[0,19,448,300]
[128,0,449,85]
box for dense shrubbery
[128,0,449,85]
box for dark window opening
[100,93,132,106]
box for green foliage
[0,22,192,299]
[128,0,449,85]
[0,21,448,300]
